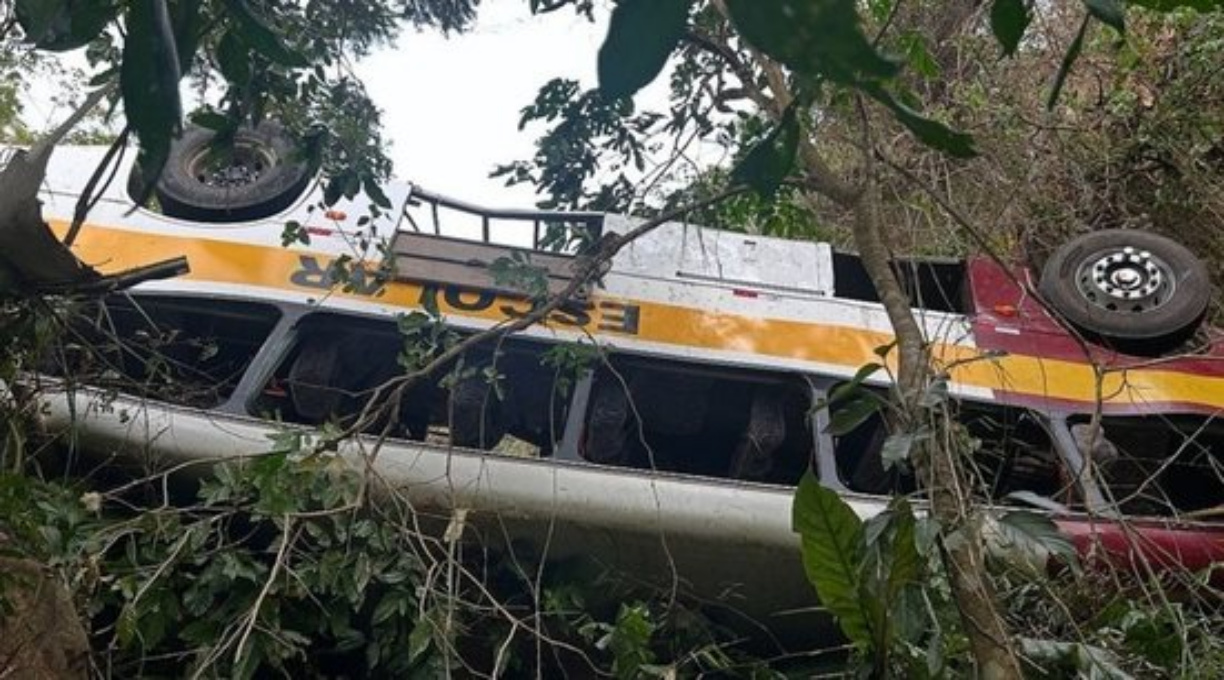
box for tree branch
[344,186,748,456]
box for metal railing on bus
[399,185,604,254]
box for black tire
[1038,229,1211,354]
[155,123,311,222]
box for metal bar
[402,207,422,233]
[394,185,605,245]
[554,371,595,462]
[807,379,847,491]
[1048,413,1111,513]
[409,186,604,225]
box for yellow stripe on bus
[57,220,1224,413]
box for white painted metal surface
[605,214,835,297]
[40,386,890,642]
[33,145,988,400]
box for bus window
[251,313,572,457]
[53,295,281,409]
[1066,415,1224,517]
[830,395,1066,504]
[580,359,814,484]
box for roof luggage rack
[388,186,605,298]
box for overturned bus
[25,126,1224,641]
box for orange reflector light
[324,209,347,221]
[993,304,1017,317]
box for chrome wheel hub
[1076,246,1174,312]
[188,144,275,189]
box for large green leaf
[880,499,920,596]
[880,431,924,469]
[862,84,977,158]
[990,0,1031,57]
[122,0,183,202]
[860,498,923,653]
[16,0,117,51]
[597,0,692,100]
[723,0,898,85]
[217,30,253,85]
[1126,0,1222,10]
[825,394,882,436]
[223,0,309,68]
[729,105,800,198]
[1047,15,1090,110]
[792,472,873,648]
[1019,638,1133,679]
[722,0,977,158]
[1084,0,1126,33]
[992,510,1079,572]
[168,0,205,72]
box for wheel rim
[186,143,277,189]
[1074,245,1176,313]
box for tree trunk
[0,557,91,680]
[841,176,1023,679]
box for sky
[355,3,611,207]
[20,3,677,210]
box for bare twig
[233,515,295,666]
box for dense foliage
[499,2,1224,298]
[0,405,793,677]
[3,0,1224,677]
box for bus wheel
[155,123,311,222]
[1039,229,1210,354]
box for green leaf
[992,510,1078,569]
[880,431,919,468]
[16,0,117,51]
[1125,0,1222,10]
[826,394,881,435]
[872,341,897,359]
[217,30,253,85]
[352,551,372,601]
[847,361,883,387]
[860,497,921,655]
[918,378,949,407]
[862,84,977,158]
[223,0,309,68]
[168,0,204,72]
[729,105,800,198]
[116,604,138,647]
[827,362,882,405]
[881,499,920,595]
[372,593,405,625]
[1018,638,1133,679]
[724,0,898,85]
[122,0,183,205]
[990,0,1031,57]
[897,31,940,78]
[1047,15,1090,110]
[408,620,432,663]
[1005,489,1069,513]
[792,472,873,648]
[914,516,941,556]
[610,603,656,676]
[363,177,392,209]
[1084,0,1126,34]
[597,0,692,100]
[891,584,928,646]
[190,110,231,131]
